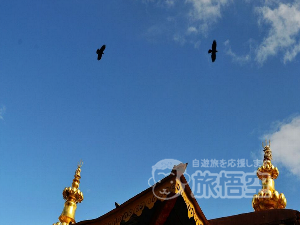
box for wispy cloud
[142,0,177,7]
[142,0,233,43]
[187,26,198,35]
[186,0,230,21]
[143,24,169,43]
[263,115,300,178]
[173,33,186,45]
[255,1,300,64]
[224,40,251,64]
[186,0,232,34]
[141,0,300,65]
[193,40,201,49]
[0,106,6,120]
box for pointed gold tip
[78,159,83,168]
[262,139,271,150]
[54,162,84,225]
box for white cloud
[142,0,300,64]
[173,34,186,45]
[187,0,229,20]
[145,25,165,37]
[224,40,251,64]
[143,24,168,42]
[255,2,300,64]
[193,40,201,48]
[187,26,198,35]
[186,0,231,33]
[263,115,300,178]
[0,106,6,120]
[143,0,233,44]
[142,0,177,7]
[165,0,176,6]
[283,42,300,63]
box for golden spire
[252,141,286,211]
[53,161,84,225]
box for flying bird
[96,45,106,60]
[208,40,218,62]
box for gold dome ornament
[252,141,286,211]
[53,160,84,225]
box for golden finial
[78,159,83,168]
[252,142,286,211]
[53,161,84,225]
[262,139,271,149]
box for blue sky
[1,0,300,224]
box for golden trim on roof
[175,178,204,225]
[96,175,205,225]
[99,176,177,225]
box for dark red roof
[209,209,300,225]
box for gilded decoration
[101,176,176,225]
[252,141,286,211]
[101,173,204,225]
[175,179,203,225]
[53,161,84,225]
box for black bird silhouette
[115,202,120,208]
[96,45,106,60]
[208,40,218,62]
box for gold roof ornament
[252,141,286,211]
[53,160,84,225]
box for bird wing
[212,40,217,51]
[100,45,106,52]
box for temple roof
[70,159,298,225]
[209,209,300,225]
[75,164,208,225]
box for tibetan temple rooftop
[53,142,299,225]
